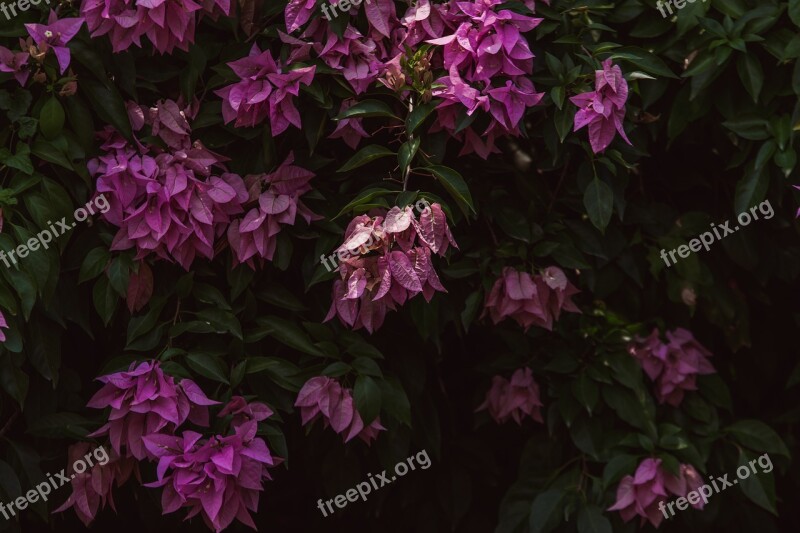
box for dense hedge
[0,0,798,532]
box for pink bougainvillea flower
[608,458,704,528]
[0,45,30,86]
[329,99,370,149]
[477,367,544,424]
[81,0,230,54]
[570,59,631,153]
[227,152,320,266]
[25,11,84,74]
[482,266,580,331]
[216,44,315,132]
[629,328,715,406]
[324,202,456,333]
[0,310,7,343]
[53,443,138,526]
[218,396,274,427]
[295,376,386,445]
[87,360,219,460]
[91,110,250,270]
[143,421,278,532]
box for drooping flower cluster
[143,411,278,531]
[295,376,386,445]
[570,59,632,153]
[216,44,315,132]
[53,443,138,527]
[325,202,457,333]
[628,328,716,406]
[476,367,544,425]
[91,99,232,269]
[64,363,280,531]
[608,458,705,528]
[81,0,232,54]
[227,152,320,266]
[86,360,219,460]
[24,10,84,74]
[482,266,581,331]
[426,0,545,157]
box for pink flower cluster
[427,0,545,158]
[325,202,457,333]
[0,310,7,343]
[608,458,705,528]
[483,266,581,331]
[65,361,279,531]
[24,10,84,74]
[629,328,716,406]
[216,44,315,132]
[477,367,543,424]
[143,409,277,531]
[295,376,385,445]
[276,0,548,155]
[91,99,317,270]
[227,152,321,266]
[86,360,219,460]
[570,59,632,154]
[81,0,231,54]
[53,444,138,527]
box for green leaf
[398,136,421,173]
[737,449,777,514]
[246,315,325,356]
[791,0,800,27]
[336,99,399,120]
[572,373,599,414]
[185,353,230,384]
[30,138,72,170]
[39,97,65,140]
[736,54,763,103]
[92,276,117,326]
[427,164,475,217]
[333,187,396,219]
[354,375,381,424]
[734,165,769,215]
[337,145,395,172]
[529,489,564,533]
[27,412,90,439]
[554,105,575,143]
[80,78,133,139]
[0,144,33,175]
[602,454,637,489]
[725,420,790,458]
[196,308,243,340]
[406,101,436,134]
[610,47,678,78]
[577,505,613,533]
[351,357,382,377]
[378,377,411,425]
[584,178,614,232]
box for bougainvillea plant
[0,0,798,532]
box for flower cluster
[325,202,457,333]
[608,458,705,528]
[570,59,632,154]
[476,367,544,425]
[227,152,320,266]
[65,362,280,531]
[81,0,231,54]
[24,10,84,74]
[53,444,138,527]
[0,41,30,86]
[295,376,385,445]
[629,328,716,406]
[86,360,219,460]
[482,266,581,331]
[0,310,7,343]
[426,0,545,157]
[143,418,278,531]
[216,44,315,132]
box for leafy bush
[0,0,798,532]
